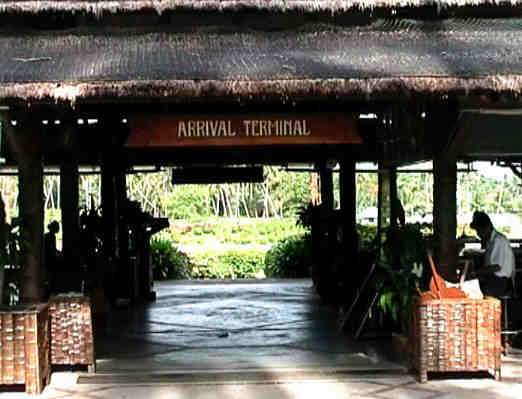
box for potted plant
[0,193,23,305]
[0,193,51,393]
[0,194,6,303]
[377,223,431,358]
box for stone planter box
[0,303,51,394]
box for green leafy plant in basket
[378,266,423,334]
[0,194,24,306]
[377,223,431,334]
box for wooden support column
[99,116,130,303]
[115,167,129,272]
[377,166,391,260]
[60,161,80,268]
[2,109,44,303]
[429,102,459,281]
[433,153,457,280]
[319,160,336,258]
[389,168,399,230]
[101,152,131,299]
[101,159,118,260]
[100,117,129,262]
[319,162,334,209]
[340,156,357,256]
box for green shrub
[377,223,431,334]
[191,250,265,279]
[356,224,378,251]
[168,217,306,247]
[151,238,193,280]
[1,216,24,305]
[378,268,421,334]
[382,224,430,268]
[264,233,312,278]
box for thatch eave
[0,0,521,16]
[0,76,520,106]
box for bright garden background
[1,162,521,280]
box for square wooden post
[340,157,357,255]
[60,162,81,270]
[377,165,391,260]
[433,154,457,281]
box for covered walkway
[4,280,522,398]
[94,279,402,374]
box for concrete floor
[94,279,402,374]
[3,279,522,398]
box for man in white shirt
[470,211,515,297]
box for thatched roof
[0,18,521,104]
[0,0,521,15]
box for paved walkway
[96,279,402,373]
[2,279,522,397]
[3,362,522,399]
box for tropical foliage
[378,267,422,334]
[191,250,265,280]
[377,223,431,334]
[151,238,193,280]
[169,217,306,246]
[126,167,313,219]
[264,233,312,278]
[0,165,521,229]
[0,215,24,305]
[1,163,522,289]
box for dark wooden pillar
[2,109,44,303]
[377,166,391,260]
[319,162,334,209]
[101,162,127,260]
[60,161,80,268]
[319,161,336,259]
[428,102,459,282]
[389,168,399,230]
[115,167,129,269]
[340,156,357,256]
[98,115,130,303]
[101,159,118,260]
[433,153,457,280]
[101,153,131,299]
[100,118,129,262]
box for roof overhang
[0,19,521,105]
[0,0,520,15]
[452,109,522,160]
[1,77,521,106]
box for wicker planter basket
[48,296,95,372]
[410,296,501,383]
[0,304,51,394]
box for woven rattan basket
[48,296,95,372]
[0,304,51,394]
[410,296,501,383]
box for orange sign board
[127,113,361,148]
